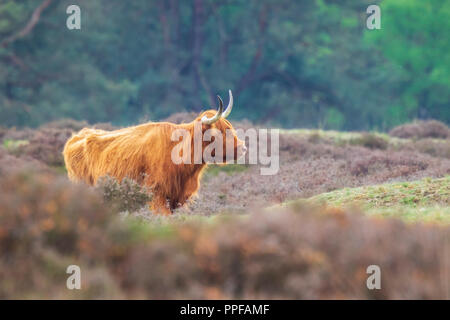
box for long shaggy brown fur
[63,110,244,214]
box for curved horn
[221,90,233,119]
[201,95,224,125]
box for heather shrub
[1,127,35,141]
[398,139,450,159]
[233,118,256,131]
[1,121,120,168]
[124,207,449,299]
[0,169,448,299]
[0,170,124,298]
[41,119,118,132]
[92,122,119,131]
[0,147,47,175]
[350,133,388,150]
[279,135,345,159]
[307,131,322,143]
[41,119,89,131]
[349,152,429,176]
[16,128,73,167]
[97,175,153,212]
[389,120,449,139]
[162,111,199,124]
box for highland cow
[63,91,246,214]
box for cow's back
[63,124,172,186]
[63,128,108,184]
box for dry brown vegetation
[0,118,449,299]
[0,169,448,299]
[389,120,449,139]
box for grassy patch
[365,206,450,224]
[287,176,450,224]
[203,164,249,178]
[309,176,449,207]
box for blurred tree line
[0,0,448,130]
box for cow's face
[197,110,246,163]
[194,91,246,163]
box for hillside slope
[286,176,450,224]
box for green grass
[286,176,450,224]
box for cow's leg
[150,194,171,215]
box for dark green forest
[0,0,448,130]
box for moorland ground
[0,118,449,299]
